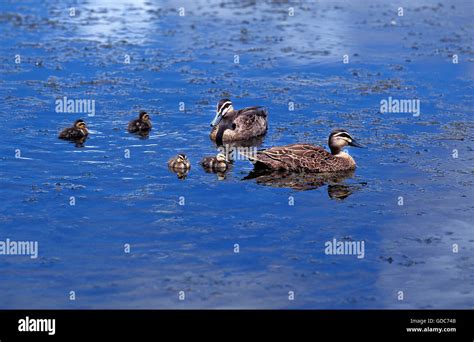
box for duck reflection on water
[243,169,366,199]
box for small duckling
[128,111,152,134]
[200,152,230,172]
[168,154,191,170]
[58,119,88,140]
[168,154,191,179]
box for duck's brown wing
[236,106,267,118]
[253,143,336,172]
[128,119,151,133]
[59,127,84,139]
[210,107,268,142]
[230,107,268,140]
[127,119,139,133]
[234,107,268,125]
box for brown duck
[128,111,152,134]
[168,154,191,180]
[200,152,231,172]
[58,119,88,140]
[245,129,364,172]
[209,98,268,145]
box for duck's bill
[349,139,364,148]
[210,113,222,127]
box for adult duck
[209,98,268,145]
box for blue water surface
[0,0,473,308]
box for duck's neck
[216,120,234,146]
[329,146,340,155]
[216,125,226,146]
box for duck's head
[216,152,228,162]
[177,153,188,163]
[139,111,150,122]
[210,98,233,127]
[74,119,88,131]
[328,129,364,155]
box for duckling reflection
[174,170,190,180]
[136,130,150,138]
[72,138,87,148]
[243,169,360,198]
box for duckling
[168,154,191,171]
[209,98,268,145]
[58,119,88,140]
[245,129,364,172]
[128,111,152,134]
[200,152,231,172]
[168,154,191,180]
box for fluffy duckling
[168,154,191,180]
[128,111,152,134]
[58,119,88,140]
[168,154,191,171]
[200,152,231,172]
